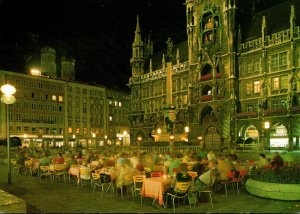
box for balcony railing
[201,73,212,81]
[236,111,258,119]
[201,95,212,101]
[264,108,287,116]
[292,106,300,113]
[216,73,222,78]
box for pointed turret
[149,58,153,73]
[130,15,145,77]
[261,16,266,46]
[162,54,166,69]
[176,48,180,67]
[134,15,142,44]
[290,5,296,40]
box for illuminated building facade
[0,47,130,148]
[128,0,300,150]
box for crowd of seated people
[11,145,292,200]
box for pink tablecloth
[141,177,172,206]
[69,166,80,178]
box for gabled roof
[245,0,300,41]
[144,41,188,73]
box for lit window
[207,90,211,95]
[58,96,63,102]
[115,101,118,106]
[246,83,252,95]
[68,127,72,134]
[109,116,113,121]
[52,95,57,101]
[254,81,261,93]
[272,77,280,91]
[76,127,80,134]
[119,102,122,107]
[183,95,188,104]
[83,128,87,134]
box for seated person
[256,154,269,168]
[192,157,205,178]
[165,163,192,205]
[270,152,284,169]
[216,156,234,181]
[194,160,217,191]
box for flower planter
[245,178,300,200]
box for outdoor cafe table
[141,176,173,206]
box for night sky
[0,0,186,90]
[0,0,288,91]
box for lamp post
[184,126,189,143]
[169,134,175,153]
[1,84,16,184]
[137,136,142,147]
[92,133,96,149]
[104,135,108,146]
[264,121,270,152]
[72,134,76,150]
[198,136,203,148]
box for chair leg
[172,197,176,213]
[209,193,213,208]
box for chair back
[133,175,146,189]
[40,165,50,172]
[54,164,66,171]
[133,175,146,183]
[91,173,101,181]
[80,167,91,180]
[174,181,191,193]
[79,167,91,175]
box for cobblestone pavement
[0,163,299,213]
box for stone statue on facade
[166,37,173,62]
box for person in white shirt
[207,151,217,162]
[195,160,217,191]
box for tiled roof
[245,0,300,41]
[144,41,188,73]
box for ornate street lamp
[1,84,16,184]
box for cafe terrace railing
[133,146,202,154]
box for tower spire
[134,15,142,44]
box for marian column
[164,38,176,133]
